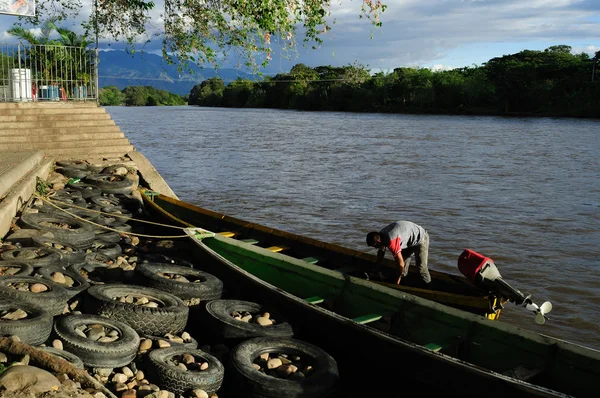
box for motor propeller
[526,301,553,325]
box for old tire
[0,261,34,277]
[0,276,70,316]
[230,337,339,398]
[135,262,223,300]
[147,346,224,395]
[0,300,53,346]
[39,346,85,369]
[31,235,87,266]
[0,246,63,267]
[19,213,96,249]
[83,174,133,195]
[66,181,103,199]
[202,300,294,341]
[53,313,140,368]
[85,284,189,336]
[33,265,90,299]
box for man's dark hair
[366,231,379,246]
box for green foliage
[36,177,49,197]
[189,77,225,106]
[99,86,125,106]
[119,86,186,106]
[189,46,600,118]
[20,0,386,74]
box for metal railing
[0,42,97,103]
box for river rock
[0,365,60,393]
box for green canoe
[140,188,505,319]
[180,226,599,398]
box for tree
[20,0,386,73]
[99,86,125,106]
[189,77,225,106]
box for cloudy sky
[0,0,598,74]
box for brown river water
[107,106,600,351]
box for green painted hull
[140,189,503,319]
[184,227,600,398]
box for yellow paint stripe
[218,231,236,238]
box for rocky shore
[0,159,262,398]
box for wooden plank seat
[304,296,325,305]
[218,231,236,238]
[265,245,289,253]
[352,314,382,324]
[301,256,321,264]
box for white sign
[0,0,35,17]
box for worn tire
[85,284,189,336]
[66,180,103,199]
[230,337,339,398]
[147,346,224,395]
[38,346,85,369]
[0,276,70,316]
[31,235,87,266]
[53,313,140,368]
[135,262,223,301]
[56,167,91,179]
[83,174,133,195]
[0,261,34,277]
[0,300,53,346]
[33,265,90,299]
[19,213,96,250]
[203,300,294,341]
[0,246,63,267]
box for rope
[33,193,190,239]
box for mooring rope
[33,193,190,239]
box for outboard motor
[458,249,552,324]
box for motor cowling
[458,249,530,306]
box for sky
[0,0,598,75]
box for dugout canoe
[140,188,505,319]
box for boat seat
[218,231,237,238]
[240,239,260,245]
[502,365,544,381]
[304,296,325,305]
[424,343,445,352]
[302,256,321,264]
[265,245,289,253]
[352,314,382,325]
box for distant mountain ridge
[98,51,257,95]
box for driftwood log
[0,337,117,398]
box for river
[106,105,600,351]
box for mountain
[98,51,257,96]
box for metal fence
[0,42,98,102]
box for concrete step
[0,138,133,151]
[0,126,122,136]
[0,120,117,129]
[1,132,126,143]
[43,145,135,157]
[0,151,45,198]
[0,114,112,122]
[0,154,54,239]
[0,102,98,109]
[0,108,108,116]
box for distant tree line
[99,86,187,106]
[188,45,600,118]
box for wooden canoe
[140,188,503,319]
[179,226,599,398]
